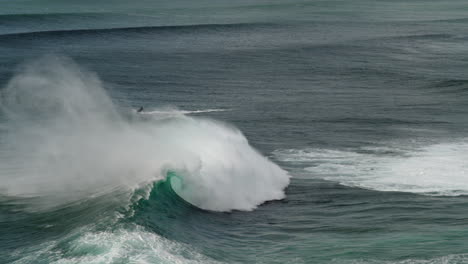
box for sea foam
[275,143,468,196]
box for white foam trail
[138,108,229,115]
[12,225,220,264]
[274,142,468,196]
[0,56,290,211]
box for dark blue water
[2,1,468,263]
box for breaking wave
[0,56,290,212]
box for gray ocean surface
[2,1,468,263]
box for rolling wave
[0,22,274,39]
[0,12,111,21]
[430,79,468,94]
[315,117,449,125]
[0,55,290,212]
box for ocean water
[2,1,468,263]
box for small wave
[426,17,468,24]
[372,33,454,42]
[0,22,274,39]
[0,12,109,19]
[428,79,468,94]
[316,117,447,125]
[275,142,468,196]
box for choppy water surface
[2,1,468,263]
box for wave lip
[157,117,290,211]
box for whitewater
[0,56,290,212]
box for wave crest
[0,56,290,212]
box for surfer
[137,106,144,113]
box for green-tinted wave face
[126,172,207,246]
[166,171,187,201]
[134,171,198,214]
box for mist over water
[0,56,289,211]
